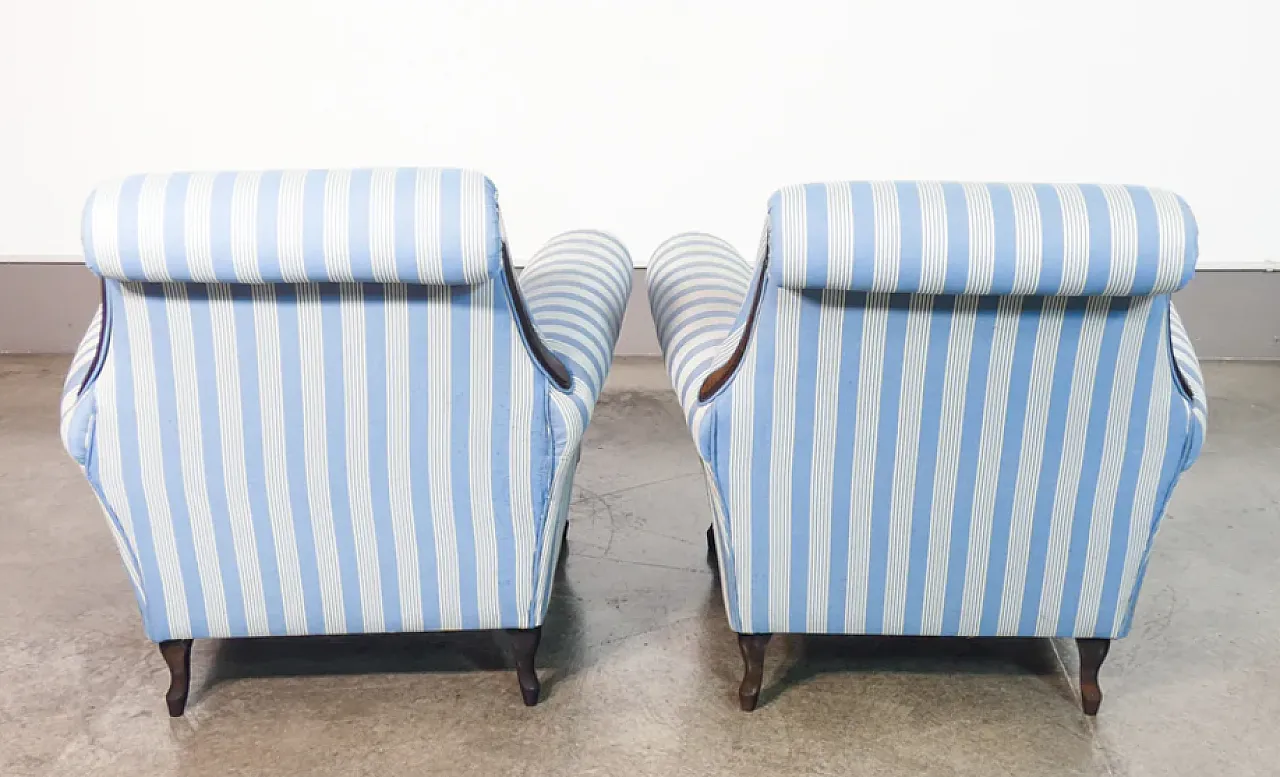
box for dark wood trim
[158,639,193,717]
[503,244,572,390]
[76,279,109,396]
[698,251,769,402]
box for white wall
[2,0,1276,267]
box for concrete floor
[1,356,1277,777]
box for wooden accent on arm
[503,244,573,390]
[76,280,109,397]
[697,259,768,402]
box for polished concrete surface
[1,356,1276,776]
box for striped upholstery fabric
[648,181,1206,639]
[83,169,501,286]
[770,182,1197,296]
[60,168,632,642]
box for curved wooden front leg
[158,639,193,717]
[1076,638,1112,716]
[737,633,772,711]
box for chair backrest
[704,181,1200,640]
[78,168,565,641]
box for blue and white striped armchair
[648,182,1206,713]
[59,168,632,714]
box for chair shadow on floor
[697,577,1080,713]
[194,573,588,706]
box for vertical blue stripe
[162,174,191,279]
[865,293,910,633]
[348,170,374,280]
[747,283,778,632]
[902,297,954,633]
[302,172,330,279]
[978,298,1042,633]
[787,190,829,630]
[491,286,520,626]
[437,169,464,285]
[144,285,209,637]
[208,173,237,276]
[804,184,830,287]
[825,300,868,631]
[894,183,923,290]
[987,185,1017,292]
[364,285,402,629]
[941,296,1001,635]
[1117,396,1188,636]
[317,285,362,631]
[256,172,284,280]
[116,176,146,279]
[231,285,287,635]
[849,183,877,290]
[1127,186,1161,294]
[273,286,326,633]
[1092,300,1163,634]
[1081,185,1113,292]
[449,285,481,630]
[941,183,970,290]
[109,282,174,640]
[406,286,442,629]
[712,394,743,631]
[1056,299,1128,634]
[393,169,419,281]
[1016,302,1086,633]
[787,290,821,632]
[186,284,248,635]
[1033,185,1064,293]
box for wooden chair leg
[158,639,193,717]
[1077,638,1112,716]
[737,633,772,711]
[507,628,542,707]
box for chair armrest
[1168,303,1207,468]
[646,233,756,426]
[517,230,633,412]
[61,302,107,466]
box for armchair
[59,168,632,714]
[648,181,1206,713]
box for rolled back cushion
[83,167,501,285]
[768,181,1197,296]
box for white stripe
[1036,297,1109,634]
[957,296,1022,634]
[208,286,270,635]
[341,283,384,632]
[120,285,191,637]
[920,296,977,632]
[230,173,263,283]
[425,285,462,628]
[844,293,888,632]
[883,294,933,633]
[297,285,346,633]
[385,284,423,630]
[1075,299,1150,633]
[253,286,308,634]
[996,298,1066,634]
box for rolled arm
[518,230,634,422]
[646,233,755,426]
[1168,303,1207,468]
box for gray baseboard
[2,264,1275,359]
